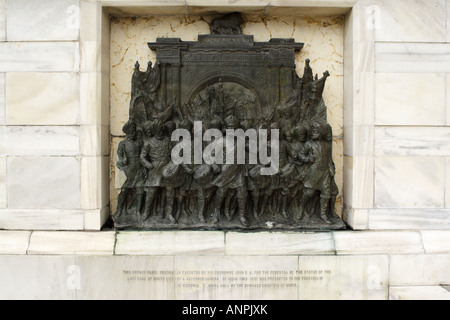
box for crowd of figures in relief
[113,58,343,230]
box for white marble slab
[0,209,84,230]
[375,73,446,125]
[81,156,110,210]
[421,230,450,254]
[0,0,5,41]
[0,256,77,299]
[390,286,450,300]
[173,255,298,300]
[84,206,110,231]
[375,157,445,209]
[76,256,176,300]
[375,127,450,157]
[0,42,79,72]
[333,231,424,255]
[448,0,450,43]
[7,157,81,210]
[115,231,226,256]
[27,232,115,255]
[225,232,335,255]
[343,207,369,230]
[376,43,450,73]
[369,209,450,230]
[6,73,79,125]
[375,0,446,43]
[297,255,388,300]
[0,157,5,209]
[0,72,4,124]
[343,156,374,209]
[0,231,31,255]
[390,254,450,286]
[7,0,79,41]
[80,125,109,156]
[446,158,450,209]
[0,126,79,156]
[447,74,450,125]
[104,0,187,15]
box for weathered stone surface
[6,0,80,41]
[0,231,31,255]
[6,73,79,125]
[7,157,81,210]
[115,231,225,255]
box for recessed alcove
[76,0,377,231]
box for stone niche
[109,14,344,229]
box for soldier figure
[114,120,146,220]
[211,115,249,227]
[140,120,176,223]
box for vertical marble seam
[112,230,118,255]
[25,230,32,255]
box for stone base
[1,230,449,300]
[114,212,346,231]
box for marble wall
[0,0,449,301]
[0,0,449,231]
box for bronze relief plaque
[113,13,346,231]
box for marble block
[173,255,299,300]
[7,157,81,210]
[0,157,5,208]
[343,156,374,209]
[447,74,450,125]
[369,209,450,230]
[447,1,450,43]
[0,42,79,72]
[6,73,79,125]
[27,232,115,255]
[375,73,446,126]
[446,158,450,208]
[389,254,450,286]
[390,286,450,300]
[375,127,450,157]
[333,231,424,255]
[0,72,4,124]
[0,0,4,41]
[0,256,77,300]
[343,208,369,230]
[81,156,110,210]
[374,0,446,43]
[76,256,176,300]
[420,230,450,254]
[375,157,445,209]
[375,43,450,73]
[115,231,225,256]
[0,209,84,231]
[225,232,335,255]
[0,231,31,255]
[0,126,80,156]
[7,0,79,41]
[297,255,388,300]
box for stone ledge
[115,231,226,255]
[0,230,449,256]
[0,231,31,255]
[100,0,357,15]
[333,231,425,255]
[27,231,115,255]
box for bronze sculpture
[113,13,345,230]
